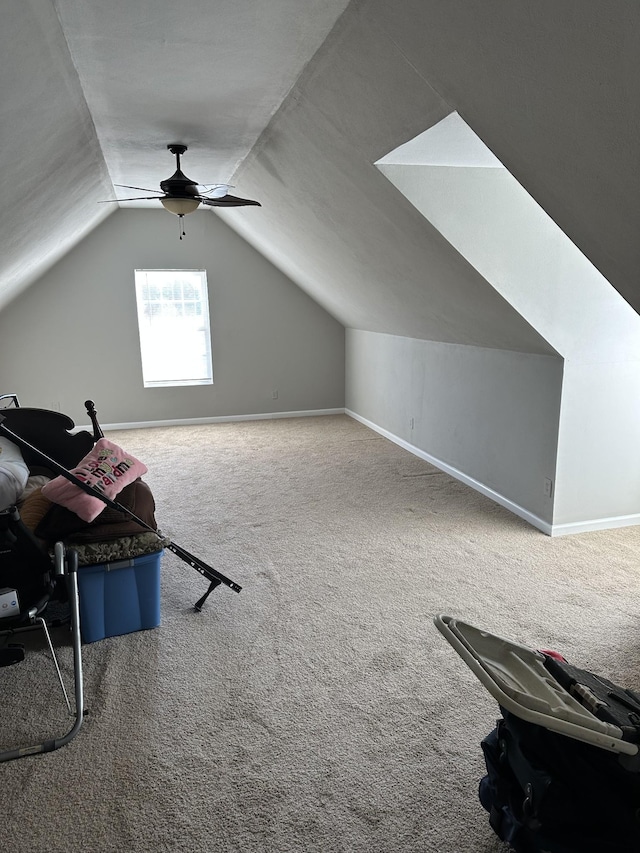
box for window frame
[134,268,214,389]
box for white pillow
[0,437,29,510]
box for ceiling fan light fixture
[161,197,200,216]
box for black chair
[0,509,84,761]
[0,396,100,761]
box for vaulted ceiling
[0,0,350,308]
[3,1,640,353]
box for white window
[134,269,213,388]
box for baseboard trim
[80,406,639,537]
[346,410,640,537]
[549,514,640,537]
[81,408,346,433]
[346,409,553,536]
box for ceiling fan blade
[115,184,159,193]
[199,194,261,208]
[98,196,164,203]
[197,184,232,199]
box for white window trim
[134,269,214,388]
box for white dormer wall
[376,115,640,532]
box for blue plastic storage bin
[77,550,162,643]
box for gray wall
[0,209,345,426]
[345,330,563,528]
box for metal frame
[0,543,84,762]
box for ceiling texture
[0,0,350,307]
[3,0,640,353]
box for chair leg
[0,544,85,762]
[50,548,85,751]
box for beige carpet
[3,414,640,852]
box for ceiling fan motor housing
[161,144,199,197]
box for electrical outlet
[272,390,278,400]
[544,477,553,498]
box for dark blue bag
[479,708,640,852]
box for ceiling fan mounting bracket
[168,143,187,156]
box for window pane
[134,269,213,388]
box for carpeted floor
[3,414,640,852]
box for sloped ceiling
[2,1,639,354]
[364,0,640,319]
[0,0,349,309]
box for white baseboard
[346,409,555,536]
[549,514,640,537]
[346,410,640,537]
[80,408,345,433]
[79,405,639,537]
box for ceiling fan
[100,144,261,238]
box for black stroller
[0,395,102,762]
[435,614,640,852]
